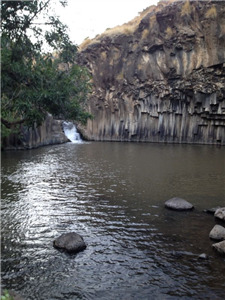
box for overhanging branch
[1,117,26,129]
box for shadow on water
[1,142,225,299]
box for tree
[1,0,92,138]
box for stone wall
[78,1,225,145]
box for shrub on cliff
[1,0,92,138]
[1,289,13,300]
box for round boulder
[209,225,225,241]
[165,197,194,211]
[212,240,225,255]
[214,207,225,221]
[53,232,86,253]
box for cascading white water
[63,121,83,143]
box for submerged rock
[209,225,225,241]
[212,240,225,255]
[165,198,194,211]
[214,207,225,221]
[198,253,208,260]
[204,207,221,214]
[53,232,86,253]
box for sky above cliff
[55,0,158,45]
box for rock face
[209,225,225,240]
[53,232,87,253]
[165,197,194,210]
[78,1,225,145]
[214,207,225,221]
[2,114,69,150]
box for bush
[1,290,14,300]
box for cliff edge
[78,0,225,145]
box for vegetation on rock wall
[1,0,92,139]
[1,290,14,300]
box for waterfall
[63,121,83,143]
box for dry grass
[79,1,176,51]
[165,26,173,38]
[150,14,157,26]
[101,52,107,60]
[158,0,177,5]
[142,29,149,39]
[79,38,92,51]
[116,72,124,81]
[181,1,192,17]
[205,6,217,19]
[98,4,159,39]
[100,23,138,38]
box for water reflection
[1,142,225,300]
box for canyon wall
[78,0,225,145]
[2,114,69,150]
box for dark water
[1,142,225,300]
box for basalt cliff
[2,114,69,150]
[77,0,225,145]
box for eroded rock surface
[53,232,86,253]
[78,1,225,145]
[165,197,194,210]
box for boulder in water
[212,240,225,255]
[209,225,225,241]
[214,207,225,221]
[53,232,86,253]
[165,197,194,211]
[198,253,208,260]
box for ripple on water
[1,143,225,299]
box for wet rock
[204,206,221,214]
[165,198,194,211]
[171,251,183,258]
[209,225,225,241]
[214,207,225,221]
[198,253,208,260]
[53,232,86,253]
[212,240,225,255]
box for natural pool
[1,142,225,299]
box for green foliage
[1,0,92,138]
[1,290,14,300]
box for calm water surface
[1,142,225,300]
